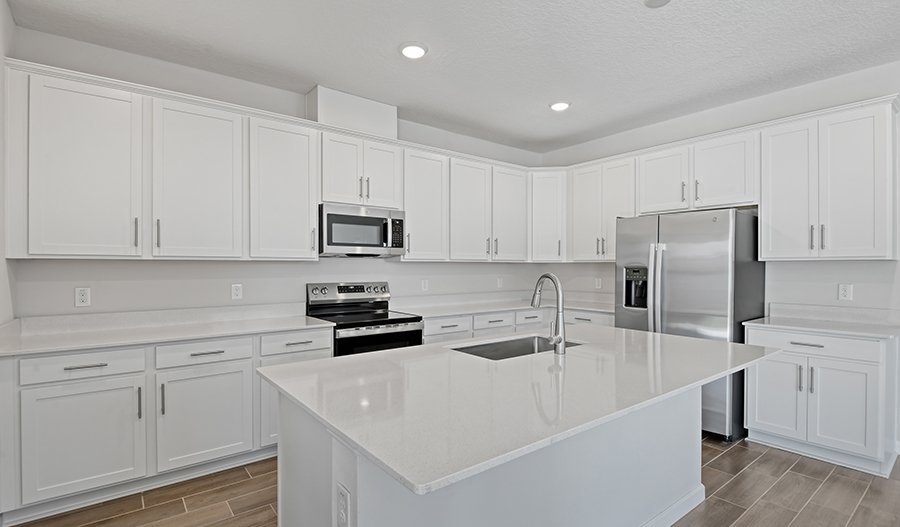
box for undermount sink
[451,336,581,361]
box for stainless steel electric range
[306,282,424,357]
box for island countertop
[257,324,777,495]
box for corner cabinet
[403,149,450,261]
[760,102,896,260]
[531,170,566,262]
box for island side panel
[277,395,332,526]
[355,388,703,527]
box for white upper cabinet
[27,75,143,256]
[760,103,895,260]
[637,146,691,214]
[403,149,450,261]
[491,166,527,261]
[249,118,318,259]
[599,158,636,262]
[531,170,565,262]
[571,164,602,261]
[450,159,492,261]
[152,99,244,258]
[321,132,403,209]
[692,131,758,209]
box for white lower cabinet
[20,375,146,504]
[156,360,253,472]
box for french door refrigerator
[615,208,765,441]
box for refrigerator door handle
[647,243,657,332]
[654,243,665,333]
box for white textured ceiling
[8,0,900,152]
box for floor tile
[759,471,822,512]
[702,466,733,498]
[847,504,900,527]
[672,497,746,527]
[702,436,741,452]
[730,500,796,527]
[747,449,799,479]
[227,485,277,515]
[736,440,769,454]
[143,467,250,507]
[243,457,277,478]
[714,469,779,509]
[204,505,278,527]
[790,502,851,527]
[790,457,835,481]
[809,473,870,516]
[184,471,277,511]
[142,503,232,527]
[858,476,900,517]
[832,465,875,484]
[83,500,186,527]
[889,461,900,481]
[702,444,723,465]
[706,446,764,476]
[17,495,145,527]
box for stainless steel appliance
[319,203,405,258]
[307,282,423,356]
[615,208,765,440]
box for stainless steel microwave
[319,203,405,258]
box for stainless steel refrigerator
[615,208,765,441]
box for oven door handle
[335,321,424,339]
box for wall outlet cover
[497,277,503,288]
[595,278,602,289]
[231,284,243,300]
[336,483,350,527]
[75,287,91,307]
[838,283,853,301]
[421,279,428,292]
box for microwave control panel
[391,219,404,248]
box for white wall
[398,120,541,167]
[0,1,16,324]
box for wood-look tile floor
[17,438,900,527]
[19,457,278,527]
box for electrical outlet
[497,277,503,288]
[336,483,350,527]
[838,283,853,301]
[231,284,243,300]
[421,279,428,292]
[595,278,602,289]
[74,287,91,307]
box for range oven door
[334,323,423,357]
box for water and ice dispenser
[623,267,648,309]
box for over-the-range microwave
[319,203,405,258]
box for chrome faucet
[531,272,566,354]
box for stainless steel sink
[451,336,581,361]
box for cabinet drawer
[424,316,473,336]
[423,331,473,345]
[473,312,514,330]
[261,329,332,357]
[515,310,544,325]
[745,328,882,363]
[564,310,613,326]
[20,348,146,386]
[156,337,252,369]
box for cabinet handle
[596,238,600,256]
[809,225,814,250]
[488,319,504,324]
[311,228,316,251]
[525,315,539,320]
[407,233,411,253]
[63,363,108,371]
[157,219,161,248]
[558,240,561,256]
[366,177,370,199]
[820,224,825,250]
[602,238,607,256]
[575,317,592,322]
[486,238,490,254]
[681,182,686,202]
[494,238,498,255]
[134,218,139,248]
[441,324,459,329]
[789,341,824,348]
[285,340,313,346]
[809,367,815,394]
[161,384,166,415]
[137,387,142,420]
[798,365,803,392]
[695,180,700,201]
[190,349,226,357]
[359,177,363,199]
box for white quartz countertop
[258,324,776,495]
[0,315,334,357]
[744,317,900,340]
[405,300,614,318]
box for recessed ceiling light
[550,102,570,112]
[400,42,428,59]
[644,0,671,7]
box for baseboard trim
[642,484,705,527]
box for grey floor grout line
[718,450,795,526]
[786,465,835,527]
[842,478,873,527]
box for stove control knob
[311,287,319,296]
[366,286,373,293]
[321,287,329,295]
[381,286,387,293]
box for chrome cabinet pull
[134,218,139,247]
[798,365,803,392]
[359,177,363,198]
[809,225,814,250]
[790,341,824,348]
[137,387,142,420]
[558,240,561,256]
[63,363,108,371]
[441,324,458,329]
[161,384,166,415]
[311,228,316,250]
[809,367,815,394]
[695,180,700,201]
[190,349,226,357]
[494,238,498,255]
[820,225,825,250]
[157,219,161,248]
[486,238,490,254]
[681,182,686,202]
[366,177,371,199]
[596,238,600,256]
[284,340,313,346]
[406,233,411,253]
[525,315,539,320]
[602,238,607,256]
[575,317,592,322]
[488,319,504,324]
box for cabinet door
[157,361,253,472]
[403,150,450,261]
[599,158,636,262]
[321,132,364,205]
[491,166,527,261]
[363,141,403,209]
[28,75,142,256]
[531,171,565,262]
[152,99,243,257]
[807,357,880,458]
[637,146,691,214]
[818,106,893,259]
[693,131,758,209]
[249,118,318,259]
[260,349,331,448]
[449,159,492,261]
[20,375,146,504]
[571,165,602,261]
[760,119,819,259]
[746,354,808,441]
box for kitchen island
[258,323,776,527]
